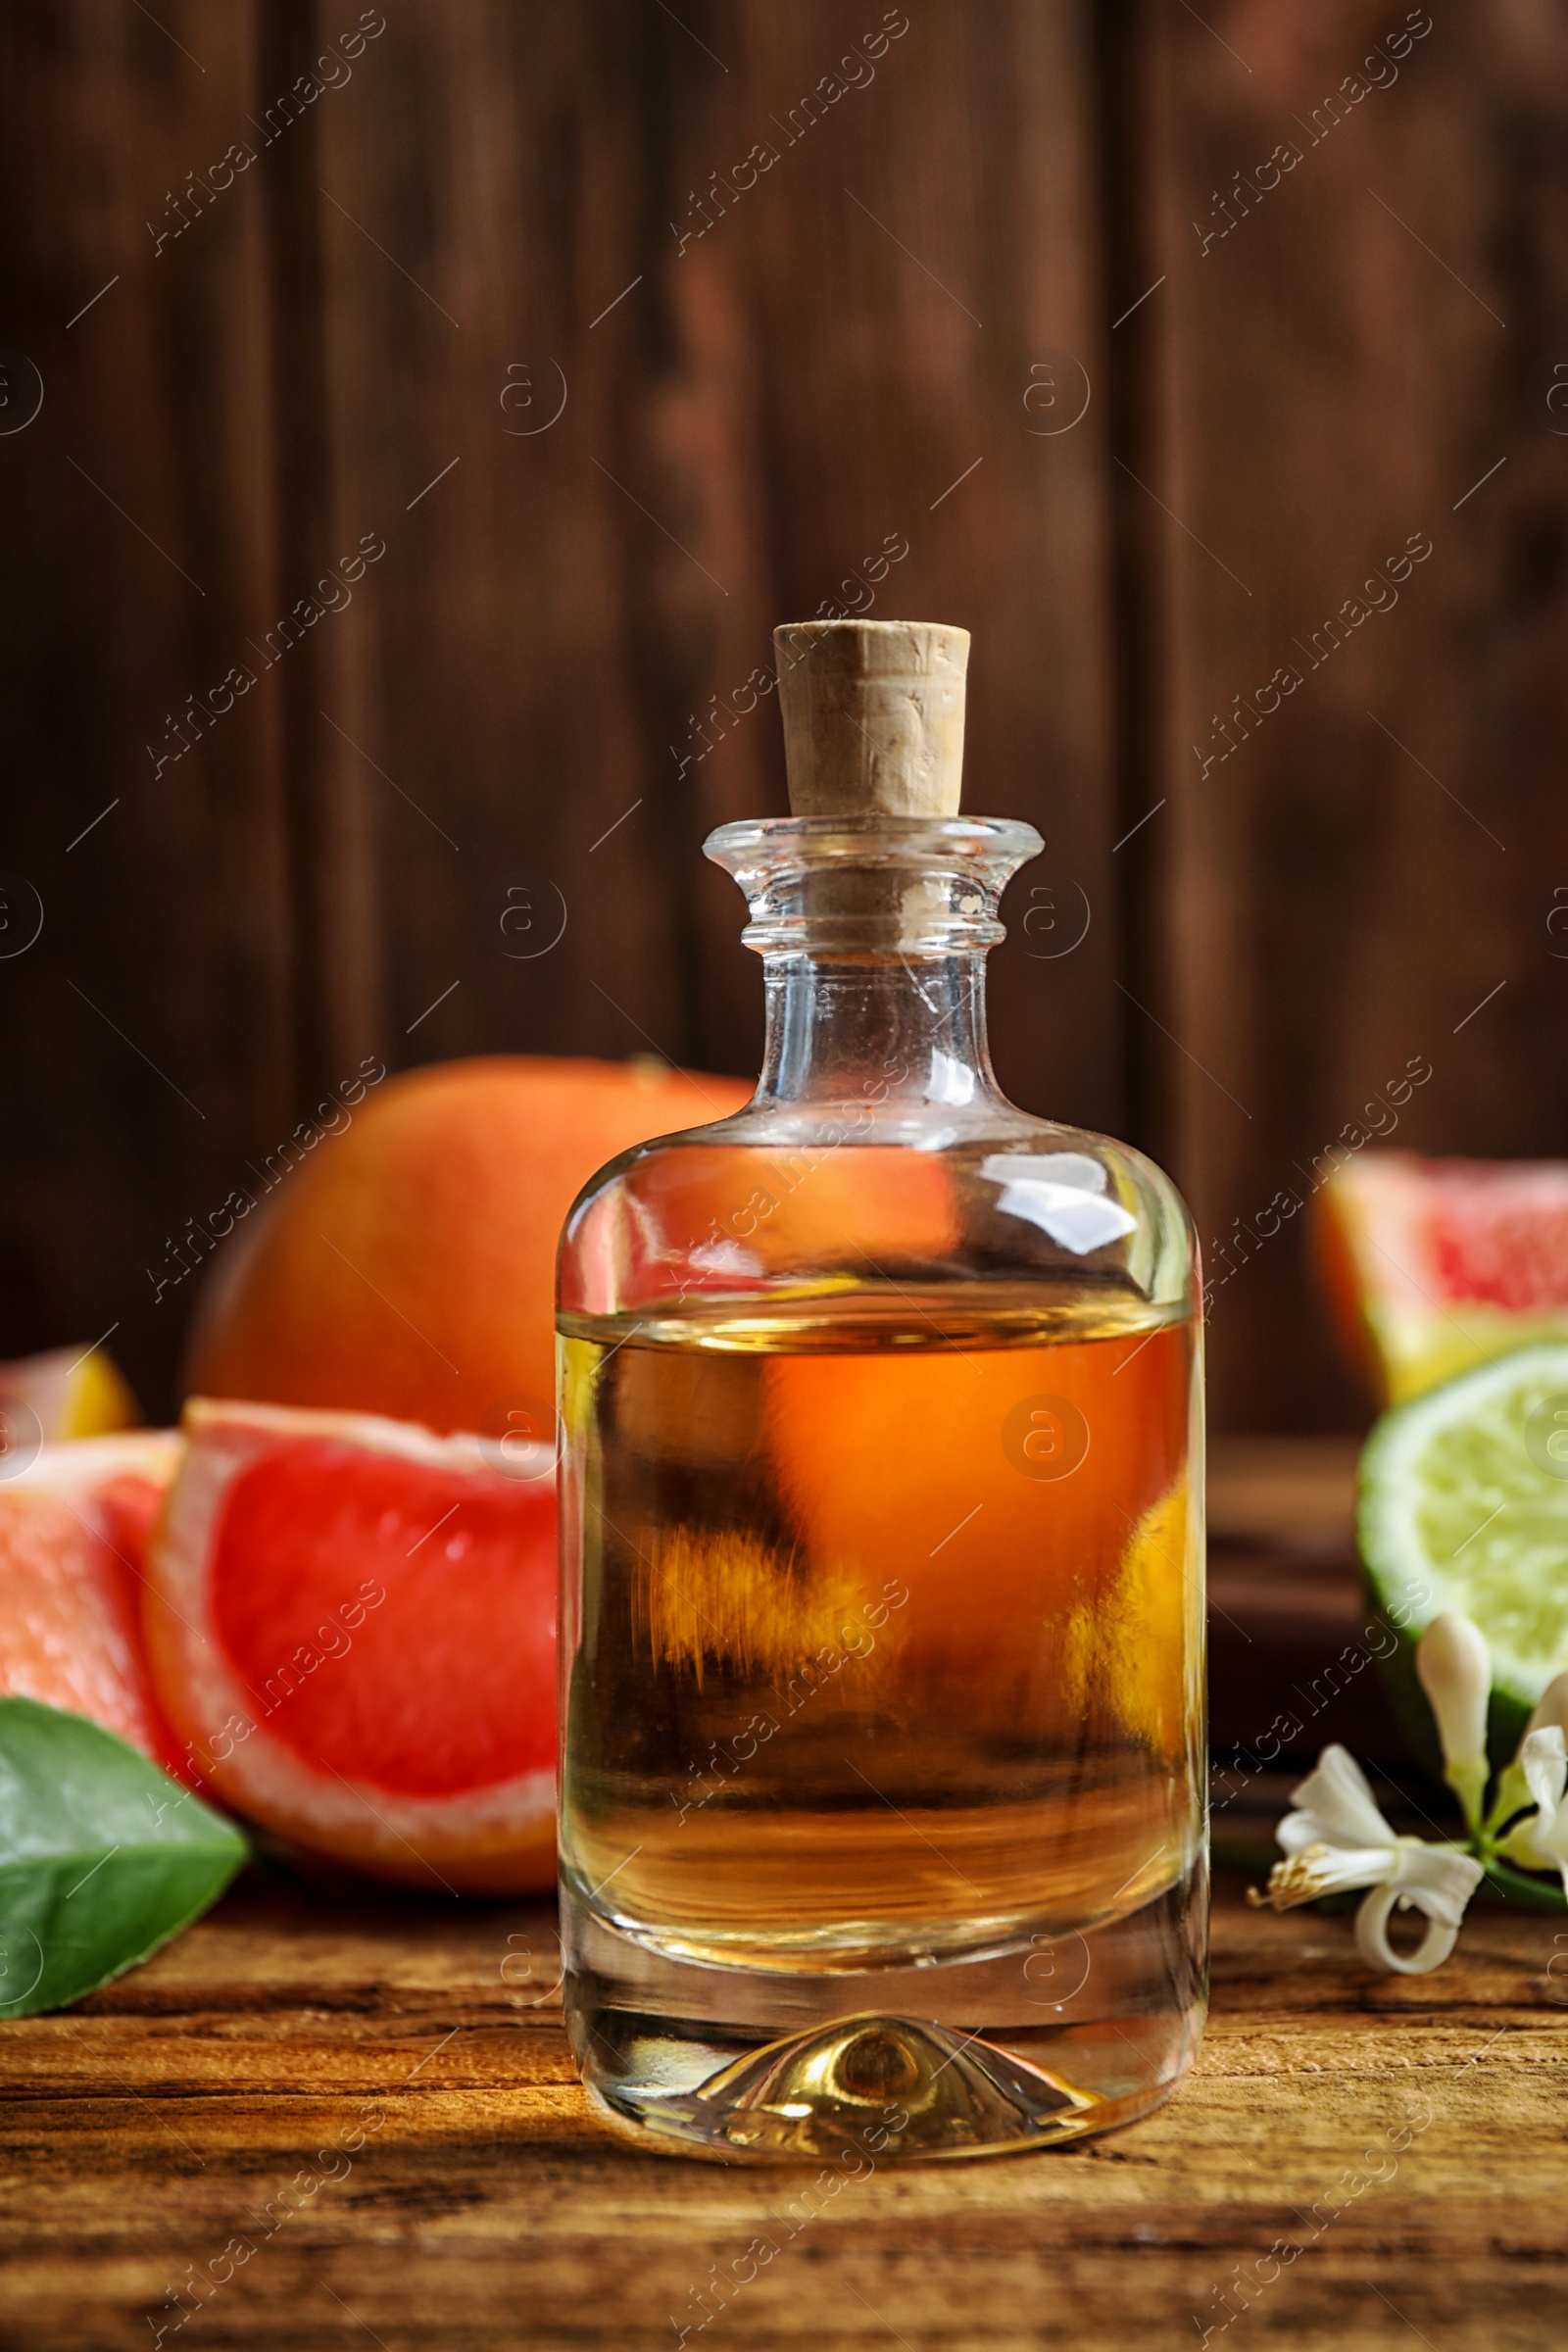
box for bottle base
[564,1870,1205,2164]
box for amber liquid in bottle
[556,620,1205,2161]
[562,1296,1197,1965]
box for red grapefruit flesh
[144,1400,558,1893]
[0,1433,184,1770]
[1318,1152,1568,1402]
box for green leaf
[0,1697,248,2019]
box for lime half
[1359,1343,1568,1761]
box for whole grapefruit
[184,1055,752,1433]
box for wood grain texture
[4,1,1568,1436]
[0,1,295,1412]
[0,1,1120,1420]
[0,1868,1563,2350]
[306,0,1121,1102]
[1134,0,1568,1433]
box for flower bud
[1415,1612,1493,1830]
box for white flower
[1525,1671,1568,1743]
[1415,1612,1494,1831]
[1274,1742,1401,1857]
[1498,1725,1568,1896]
[1483,1671,1568,1837]
[1251,1743,1485,1975]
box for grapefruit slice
[143,1399,558,1893]
[0,1432,184,1770]
[0,1343,139,1455]
[1318,1152,1568,1403]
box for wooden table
[3,1446,1564,2350]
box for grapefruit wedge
[1318,1152,1568,1402]
[0,1342,140,1444]
[143,1400,557,1893]
[0,1431,184,1770]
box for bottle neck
[705,812,1043,1124]
[754,952,1003,1114]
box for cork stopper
[774,620,969,817]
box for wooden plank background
[1,0,1566,1429]
[1133,0,1568,1432]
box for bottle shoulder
[559,1101,1197,1327]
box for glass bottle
[557,619,1205,2161]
